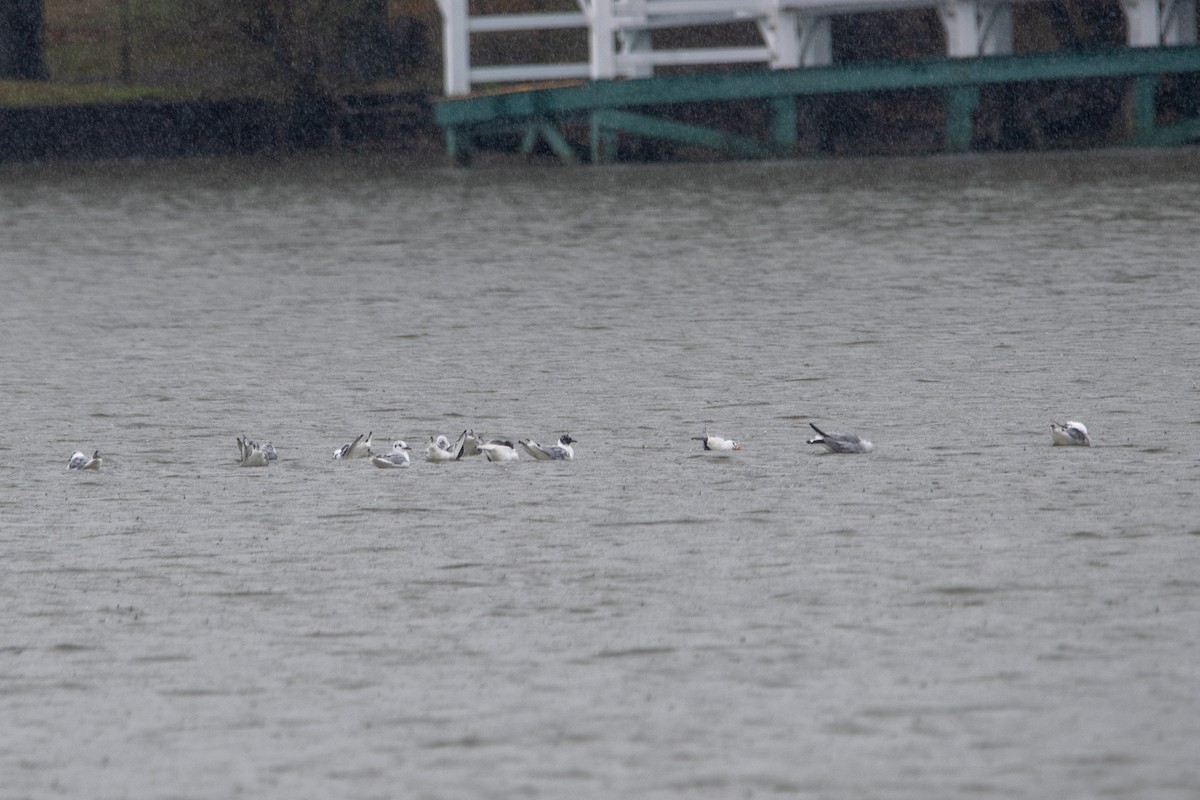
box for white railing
[435,0,1198,95]
[1124,0,1198,47]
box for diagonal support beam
[518,119,580,162]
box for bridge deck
[435,43,1200,164]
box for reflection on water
[2,149,1200,798]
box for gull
[236,436,271,467]
[426,434,464,463]
[1050,420,1091,447]
[237,436,276,466]
[520,434,576,461]
[807,423,874,454]
[692,431,743,452]
[68,450,102,470]
[334,432,373,460]
[456,429,484,458]
[372,440,412,468]
[478,439,519,462]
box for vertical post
[763,11,800,69]
[446,125,472,166]
[1163,0,1198,45]
[767,95,798,154]
[438,0,471,95]
[618,30,653,79]
[1121,0,1161,47]
[590,111,617,164]
[978,2,1013,56]
[797,16,832,66]
[945,84,979,153]
[591,0,616,79]
[1131,74,1158,144]
[939,0,979,57]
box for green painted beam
[446,125,472,166]
[589,114,619,164]
[944,84,980,153]
[537,122,579,163]
[518,123,540,154]
[514,118,581,162]
[592,109,774,159]
[436,45,1200,127]
[1138,115,1200,146]
[766,95,798,152]
[1131,74,1158,145]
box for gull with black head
[807,423,874,454]
[372,440,413,468]
[520,434,576,461]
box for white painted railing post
[1160,0,1198,45]
[433,0,1125,96]
[1122,0,1198,47]
[619,29,655,78]
[589,0,618,79]
[1123,0,1162,46]
[940,0,980,56]
[939,1,1013,57]
[438,0,471,95]
[797,14,831,66]
[978,2,1013,55]
[762,9,801,69]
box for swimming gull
[372,440,412,468]
[456,429,484,458]
[334,432,373,460]
[478,439,519,462]
[692,431,743,452]
[426,434,464,463]
[807,423,874,454]
[520,434,575,461]
[68,450,102,470]
[236,436,272,467]
[1050,420,1091,447]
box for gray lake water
[2,149,1199,799]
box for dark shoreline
[0,92,438,163]
[1,77,1195,166]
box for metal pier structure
[432,0,1200,163]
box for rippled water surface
[2,150,1199,799]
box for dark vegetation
[0,0,1196,162]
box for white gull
[807,423,874,454]
[478,439,519,462]
[334,432,373,460]
[68,450,102,470]
[1050,420,1091,447]
[692,431,743,452]
[236,436,271,467]
[457,429,484,458]
[426,434,463,463]
[520,434,575,461]
[372,440,412,468]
